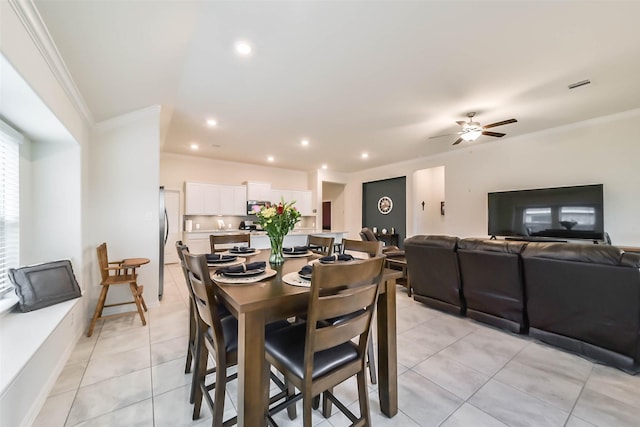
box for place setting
[212,261,276,284]
[220,246,261,257]
[205,253,245,267]
[283,254,358,287]
[282,246,313,258]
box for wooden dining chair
[265,257,385,426]
[307,235,335,256]
[183,252,289,426]
[210,233,251,253]
[87,242,147,337]
[176,241,232,404]
[175,242,196,378]
[338,238,383,384]
[360,227,405,258]
[341,238,383,258]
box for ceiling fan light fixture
[461,130,482,141]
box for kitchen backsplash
[185,215,315,231]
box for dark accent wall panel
[362,176,406,248]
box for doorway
[322,201,332,230]
[321,181,346,232]
[413,166,445,235]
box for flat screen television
[487,184,604,240]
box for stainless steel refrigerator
[159,186,168,299]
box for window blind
[0,120,22,289]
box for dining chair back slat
[210,233,250,253]
[314,309,371,352]
[341,239,383,258]
[315,285,377,321]
[307,235,335,256]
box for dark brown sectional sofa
[404,235,640,373]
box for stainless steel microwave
[247,200,270,215]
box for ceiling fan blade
[482,131,506,138]
[429,132,461,139]
[456,121,467,126]
[452,137,463,146]
[483,118,517,129]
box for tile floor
[34,264,640,426]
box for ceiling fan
[430,112,517,145]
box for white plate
[213,269,277,285]
[207,257,246,267]
[206,255,237,263]
[221,268,265,277]
[282,271,311,287]
[221,249,261,257]
[283,250,313,258]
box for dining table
[211,252,402,426]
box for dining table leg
[377,277,398,417]
[237,310,267,426]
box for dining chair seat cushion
[265,323,359,380]
[207,318,291,353]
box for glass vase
[268,233,285,266]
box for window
[0,120,22,290]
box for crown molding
[9,0,94,125]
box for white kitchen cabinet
[245,182,272,201]
[185,182,206,215]
[232,185,247,215]
[186,182,247,215]
[271,189,294,205]
[299,190,313,216]
[219,185,247,215]
[203,184,220,214]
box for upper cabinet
[185,182,247,215]
[186,181,312,216]
[219,185,247,216]
[245,181,272,201]
[271,188,313,216]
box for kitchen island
[182,229,347,254]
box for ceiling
[33,1,640,173]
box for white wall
[89,107,161,312]
[413,166,445,235]
[27,140,82,266]
[346,109,640,246]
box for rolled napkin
[205,254,236,262]
[283,246,308,253]
[219,261,266,275]
[231,246,255,253]
[319,254,354,263]
[298,265,313,277]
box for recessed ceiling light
[267,155,274,162]
[361,152,369,159]
[301,139,309,146]
[206,118,217,127]
[235,41,252,56]
[322,164,328,170]
[190,143,199,150]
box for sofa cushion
[522,242,623,265]
[8,260,81,312]
[458,238,527,255]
